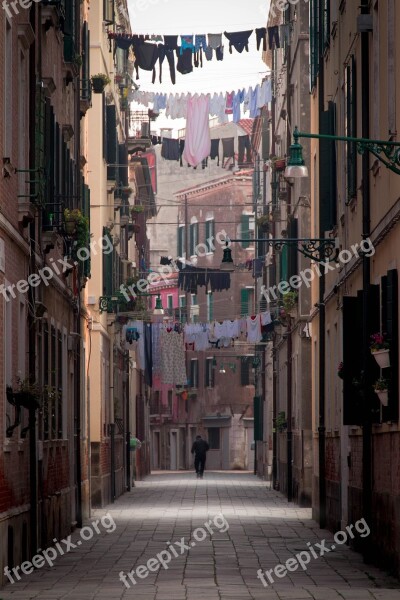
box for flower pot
[64,218,77,236]
[275,159,286,171]
[91,78,107,93]
[375,389,388,406]
[371,348,390,368]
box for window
[208,428,220,449]
[240,288,254,317]
[241,214,251,248]
[4,20,12,158]
[179,295,186,324]
[207,292,213,321]
[81,21,91,103]
[205,219,215,253]
[190,359,199,389]
[190,222,199,256]
[106,105,117,181]
[240,356,253,386]
[167,295,173,309]
[103,0,115,23]
[322,0,330,48]
[167,390,173,414]
[150,391,160,414]
[205,358,215,388]
[310,0,320,90]
[177,226,185,257]
[191,294,198,306]
[345,56,357,201]
[102,228,113,297]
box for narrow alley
[2,472,400,600]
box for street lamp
[286,126,400,175]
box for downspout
[360,0,372,561]
[318,0,327,529]
[271,56,278,489]
[28,2,39,559]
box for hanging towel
[183,94,211,168]
[224,30,253,54]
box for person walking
[191,435,209,478]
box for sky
[127,0,271,131]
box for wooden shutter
[346,56,357,201]
[342,295,363,425]
[240,357,250,386]
[106,105,117,180]
[241,289,249,317]
[104,0,115,24]
[319,101,337,233]
[241,214,250,248]
[102,227,113,297]
[382,270,399,422]
[81,21,91,101]
[178,226,185,256]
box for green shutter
[241,215,250,248]
[254,396,263,441]
[63,0,76,62]
[241,289,249,316]
[280,246,288,284]
[319,101,337,232]
[178,226,185,256]
[347,56,357,201]
[240,357,250,386]
[190,223,198,256]
[205,220,215,252]
[81,21,91,102]
[310,0,320,90]
[106,105,117,180]
[103,227,113,298]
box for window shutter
[280,245,288,284]
[254,396,263,441]
[382,270,399,422]
[178,226,185,256]
[241,357,250,386]
[288,218,298,279]
[319,101,337,233]
[103,227,113,297]
[261,114,270,161]
[342,295,363,425]
[81,22,91,102]
[241,289,249,317]
[81,184,91,279]
[190,223,198,256]
[106,105,117,180]
[104,0,115,24]
[205,220,215,252]
[103,95,107,160]
[43,101,55,230]
[310,0,320,90]
[241,214,250,248]
[63,0,76,62]
[346,56,357,201]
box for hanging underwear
[224,30,253,54]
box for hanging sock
[224,30,253,53]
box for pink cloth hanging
[183,94,211,167]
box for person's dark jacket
[191,439,210,457]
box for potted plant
[276,411,287,433]
[282,290,298,316]
[64,208,89,252]
[6,377,41,410]
[256,214,270,233]
[131,205,144,214]
[91,73,111,93]
[374,377,389,406]
[370,333,390,368]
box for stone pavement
[1,471,400,600]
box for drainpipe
[360,0,372,561]
[287,319,293,501]
[318,0,327,529]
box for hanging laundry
[178,264,230,293]
[216,46,224,61]
[180,35,195,53]
[183,94,211,168]
[280,24,291,46]
[208,33,223,49]
[132,39,160,83]
[249,85,260,118]
[195,35,207,51]
[160,329,187,386]
[161,137,180,161]
[131,321,145,369]
[224,30,253,54]
[244,87,252,112]
[260,311,272,326]
[257,79,272,108]
[194,50,203,69]
[267,26,280,50]
[150,34,163,42]
[246,315,262,342]
[233,89,244,123]
[256,27,267,51]
[204,45,213,61]
[222,137,235,167]
[164,35,179,49]
[176,48,193,74]
[225,91,234,114]
[210,138,220,165]
[158,44,176,84]
[238,135,252,166]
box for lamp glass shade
[284,164,309,178]
[153,295,164,315]
[220,245,234,272]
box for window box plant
[282,290,298,316]
[276,411,287,433]
[273,157,286,171]
[370,333,390,368]
[374,377,389,406]
[6,377,41,410]
[256,214,270,233]
[64,208,89,252]
[91,73,111,93]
